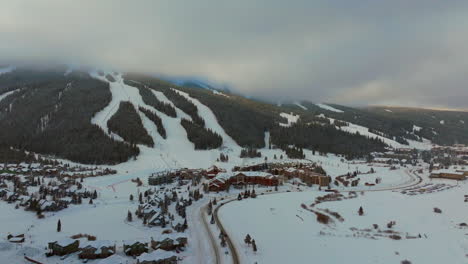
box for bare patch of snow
[316,103,344,113]
[212,90,229,98]
[279,112,300,127]
[413,125,422,132]
[294,102,308,110]
[0,89,20,103]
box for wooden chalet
[124,240,149,256]
[151,237,187,251]
[7,234,25,243]
[79,240,116,260]
[206,165,225,179]
[430,171,466,180]
[47,239,80,256]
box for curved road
[211,168,423,264]
[200,203,221,264]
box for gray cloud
[1,0,468,109]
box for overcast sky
[2,1,468,109]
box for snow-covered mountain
[1,65,467,166]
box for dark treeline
[300,102,416,145]
[240,148,262,158]
[0,71,139,164]
[180,118,222,150]
[124,80,177,118]
[0,145,36,164]
[107,101,154,147]
[174,86,280,148]
[270,123,387,159]
[284,146,305,159]
[139,107,167,139]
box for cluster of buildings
[46,237,184,263]
[1,162,116,178]
[0,172,98,214]
[208,171,279,192]
[207,163,329,192]
[430,169,468,181]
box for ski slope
[0,89,19,103]
[316,103,344,113]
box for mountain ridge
[0,65,467,165]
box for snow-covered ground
[0,70,464,264]
[219,176,468,264]
[0,89,20,103]
[316,103,344,113]
[294,102,307,110]
[279,112,300,127]
[325,116,433,150]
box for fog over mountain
[2,0,468,109]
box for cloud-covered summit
[2,1,468,109]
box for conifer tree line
[107,101,154,147]
[139,107,167,139]
[180,119,222,149]
[0,70,139,164]
[270,123,387,159]
[240,148,262,158]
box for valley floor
[218,173,468,264]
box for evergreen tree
[252,239,257,252]
[127,210,133,222]
[57,219,61,232]
[244,234,252,245]
[358,206,364,216]
[210,214,215,224]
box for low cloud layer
[2,1,468,109]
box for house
[149,172,173,186]
[79,240,116,259]
[430,171,466,180]
[206,165,225,179]
[146,209,170,227]
[137,250,178,264]
[123,240,149,256]
[7,234,25,243]
[151,237,187,251]
[208,178,227,192]
[47,239,80,256]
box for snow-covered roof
[432,169,464,175]
[238,171,273,177]
[137,250,176,262]
[53,238,77,247]
[81,240,114,249]
[97,255,128,264]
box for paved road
[214,198,240,264]
[199,203,221,264]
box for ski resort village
[0,68,467,264]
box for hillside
[0,65,466,165]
